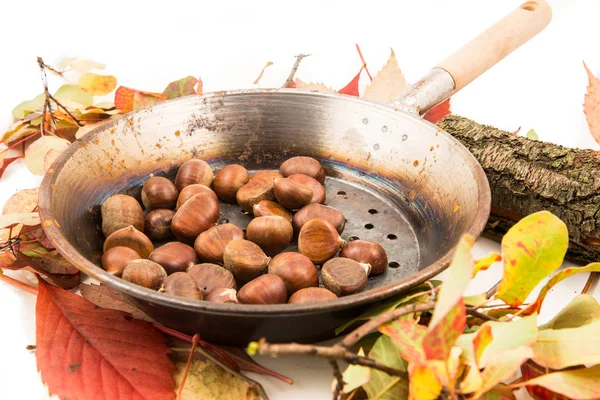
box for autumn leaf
[0,156,20,179]
[1,122,39,145]
[379,318,427,364]
[4,253,80,288]
[526,128,539,140]
[0,212,41,229]
[338,68,362,96]
[36,279,175,400]
[424,99,452,124]
[57,57,105,73]
[22,226,55,249]
[53,84,93,108]
[496,211,568,307]
[464,292,487,307]
[293,78,335,92]
[253,62,274,85]
[363,48,408,103]
[340,348,370,394]
[473,324,493,368]
[43,149,62,173]
[162,76,199,100]
[114,86,165,112]
[79,283,155,322]
[583,61,600,144]
[520,360,571,400]
[25,136,70,175]
[422,299,466,360]
[473,346,534,398]
[3,188,39,215]
[408,363,442,400]
[362,335,408,400]
[12,93,45,119]
[473,253,502,277]
[539,294,600,330]
[78,73,117,95]
[482,384,517,400]
[52,118,79,141]
[518,363,600,400]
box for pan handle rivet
[362,118,369,125]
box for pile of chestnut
[100,156,389,305]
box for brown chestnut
[340,240,388,275]
[236,179,276,212]
[206,288,238,303]
[237,274,288,305]
[122,259,167,290]
[321,258,369,296]
[176,184,218,210]
[148,242,198,275]
[144,209,175,241]
[246,216,293,256]
[171,192,220,243]
[101,194,144,237]
[252,200,292,222]
[101,246,141,276]
[293,203,346,234]
[251,170,283,185]
[212,164,250,203]
[288,174,326,204]
[288,287,338,304]
[297,219,345,264]
[279,156,325,183]
[141,176,178,210]
[175,159,214,191]
[103,225,154,258]
[268,252,318,295]
[273,178,313,210]
[194,223,245,264]
[188,263,237,298]
[223,239,270,282]
[162,272,202,300]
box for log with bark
[438,114,600,265]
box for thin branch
[330,360,344,400]
[282,53,310,88]
[47,93,83,127]
[341,302,436,349]
[177,334,200,400]
[355,44,372,81]
[0,273,39,295]
[37,57,83,128]
[0,131,41,155]
[582,272,600,294]
[485,281,500,299]
[466,308,499,322]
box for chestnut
[297,219,345,264]
[246,216,293,256]
[141,176,178,210]
[237,274,288,305]
[223,239,270,282]
[273,178,313,210]
[212,164,250,203]
[103,225,154,258]
[288,174,326,204]
[101,246,141,277]
[188,263,236,298]
[252,200,292,222]
[206,288,238,303]
[279,156,325,183]
[194,223,245,264]
[268,252,318,295]
[340,240,388,275]
[101,194,144,237]
[236,180,276,212]
[148,242,198,275]
[293,203,345,234]
[162,272,202,300]
[144,209,175,241]
[288,287,338,304]
[122,259,167,290]
[171,192,219,243]
[321,257,369,296]
[175,159,214,191]
[176,184,218,210]
[251,170,283,185]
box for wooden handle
[437,0,551,92]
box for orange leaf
[408,364,442,400]
[379,318,426,364]
[423,99,451,124]
[583,61,600,144]
[338,68,362,96]
[473,253,502,277]
[35,279,175,400]
[473,324,493,368]
[114,86,164,112]
[253,62,274,85]
[78,73,117,95]
[422,298,466,361]
[196,78,203,95]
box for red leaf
[520,360,570,400]
[286,81,297,88]
[423,99,451,124]
[338,68,363,97]
[422,298,466,361]
[114,86,165,112]
[0,156,20,178]
[5,253,80,289]
[36,279,175,400]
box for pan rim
[38,88,491,317]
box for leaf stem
[582,272,599,294]
[177,333,200,400]
[355,44,372,81]
[0,273,39,294]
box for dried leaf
[52,118,79,141]
[422,298,466,361]
[57,58,105,73]
[2,122,39,145]
[424,99,452,124]
[19,240,51,258]
[133,91,164,110]
[36,279,175,399]
[473,346,534,398]
[496,211,568,307]
[293,78,335,92]
[539,294,600,330]
[583,61,600,144]
[173,358,262,400]
[3,188,39,215]
[253,62,274,85]
[114,86,165,112]
[338,69,362,96]
[162,76,199,100]
[362,335,408,400]
[518,364,600,400]
[363,49,408,103]
[25,136,70,175]
[379,318,426,364]
[5,253,79,288]
[12,93,46,119]
[0,212,41,229]
[196,78,203,95]
[0,156,20,179]
[341,348,370,393]
[53,84,93,109]
[520,360,571,400]
[408,363,442,400]
[78,73,117,95]
[22,225,55,249]
[79,283,155,322]
[473,253,502,277]
[482,384,517,400]
[526,129,539,140]
[473,324,493,368]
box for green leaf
[496,211,568,306]
[482,384,516,399]
[12,93,45,119]
[526,129,539,140]
[539,294,600,330]
[362,335,408,400]
[473,346,533,398]
[341,348,370,393]
[516,364,600,399]
[464,293,487,306]
[1,123,39,146]
[54,84,93,109]
[162,76,198,100]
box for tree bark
[438,114,600,264]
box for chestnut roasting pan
[39,1,551,344]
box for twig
[282,54,310,88]
[0,273,39,295]
[466,308,499,322]
[37,57,83,128]
[253,339,408,379]
[485,281,500,299]
[341,301,436,349]
[47,93,83,127]
[355,44,372,81]
[330,360,344,400]
[177,334,200,400]
[0,131,41,155]
[582,272,600,294]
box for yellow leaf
[253,61,274,85]
[294,78,336,92]
[25,136,70,175]
[408,364,442,400]
[363,48,408,103]
[473,253,502,277]
[78,73,117,95]
[12,93,46,119]
[474,346,533,398]
[0,212,41,229]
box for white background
[1,0,599,399]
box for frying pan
[39,1,551,344]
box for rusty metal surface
[38,89,491,343]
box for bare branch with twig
[282,53,310,88]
